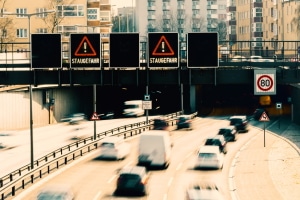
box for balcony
[148,15,156,20]
[163,14,171,19]
[207,4,218,10]
[148,5,156,11]
[162,5,170,10]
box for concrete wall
[0,87,91,130]
[291,86,300,124]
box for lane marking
[92,191,102,200]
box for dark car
[115,166,150,196]
[218,126,237,142]
[253,108,268,121]
[152,118,169,130]
[229,115,249,133]
[204,135,227,154]
[176,115,193,130]
[98,111,114,120]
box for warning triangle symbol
[90,112,99,120]
[75,36,97,56]
[259,111,270,121]
[152,35,175,56]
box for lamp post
[4,10,56,170]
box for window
[36,28,48,33]
[87,8,99,20]
[17,29,28,38]
[100,11,110,21]
[16,8,27,17]
[57,5,84,17]
[35,8,48,18]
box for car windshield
[37,193,67,200]
[198,153,217,159]
[178,117,187,121]
[124,105,138,109]
[205,139,221,146]
[230,119,242,124]
[100,142,115,148]
[118,174,141,184]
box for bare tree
[43,0,75,33]
[0,0,15,51]
[217,20,227,44]
[292,5,300,40]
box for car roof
[101,136,123,144]
[119,166,147,175]
[199,145,220,153]
[230,115,246,120]
[219,126,236,130]
[141,130,170,135]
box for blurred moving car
[253,108,268,120]
[115,166,150,196]
[98,136,131,160]
[152,118,169,130]
[98,111,114,120]
[194,145,224,170]
[204,135,227,154]
[176,115,193,130]
[60,113,86,124]
[123,100,145,117]
[218,126,237,142]
[36,185,75,200]
[231,55,247,62]
[186,182,224,200]
[229,115,249,133]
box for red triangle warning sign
[259,111,270,122]
[90,112,99,120]
[152,35,175,56]
[75,36,97,56]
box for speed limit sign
[254,69,276,95]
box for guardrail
[0,111,196,199]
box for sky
[111,0,135,14]
[111,0,135,8]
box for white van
[137,130,172,168]
[123,100,145,117]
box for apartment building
[136,0,227,41]
[227,0,300,58]
[0,0,113,58]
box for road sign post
[254,69,276,95]
[259,111,270,147]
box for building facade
[135,0,227,41]
[0,0,113,59]
[227,0,300,59]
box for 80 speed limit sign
[254,70,276,95]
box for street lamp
[4,10,56,170]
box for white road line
[107,174,117,184]
[167,177,174,187]
[92,191,102,200]
[163,194,168,200]
[176,162,182,171]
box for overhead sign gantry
[31,34,62,69]
[148,33,179,68]
[109,33,140,68]
[187,32,219,68]
[70,34,101,68]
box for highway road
[0,116,157,178]
[12,116,266,200]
